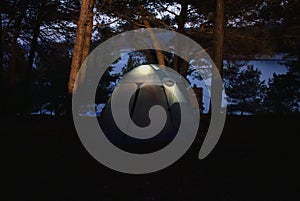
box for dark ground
[4,114,299,201]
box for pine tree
[224,64,266,115]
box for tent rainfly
[98,64,199,153]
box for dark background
[5,114,299,201]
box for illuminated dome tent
[98,64,199,154]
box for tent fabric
[119,64,192,106]
[98,65,194,153]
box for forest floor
[4,114,299,201]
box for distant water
[250,60,288,82]
[189,60,289,113]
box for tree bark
[0,14,3,114]
[7,8,25,114]
[213,0,225,77]
[0,15,3,78]
[24,1,50,114]
[68,0,95,95]
[143,18,165,67]
[208,0,225,115]
[8,15,23,90]
[24,19,41,114]
[179,38,190,78]
[79,0,94,84]
[173,1,188,74]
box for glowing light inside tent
[138,65,153,75]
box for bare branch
[152,17,176,31]
[143,18,165,67]
[157,1,179,17]
[133,21,146,28]
[190,47,212,59]
[94,18,119,27]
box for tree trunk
[143,19,165,67]
[208,0,225,115]
[8,17,23,90]
[24,1,50,114]
[24,20,41,114]
[0,15,3,77]
[213,0,225,77]
[180,35,190,78]
[68,0,95,95]
[0,14,3,114]
[173,1,188,74]
[79,0,94,84]
[7,9,24,115]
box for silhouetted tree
[264,61,300,114]
[260,0,300,114]
[213,0,225,77]
[32,42,72,116]
[121,53,146,75]
[1,0,80,115]
[224,63,266,115]
[0,14,3,114]
[1,0,299,117]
